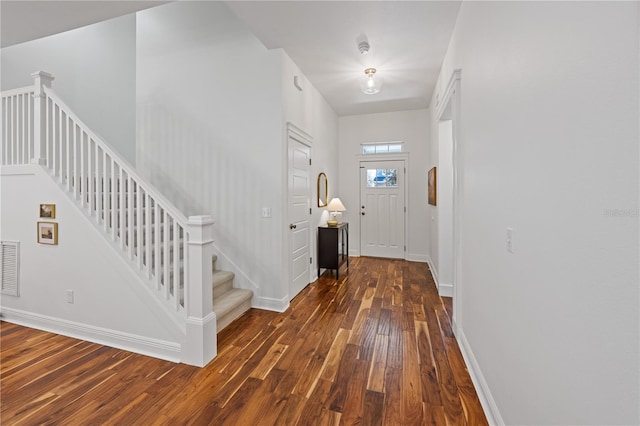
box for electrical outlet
[67,289,74,304]
[506,227,514,254]
[261,207,271,218]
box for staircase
[1,71,252,365]
[212,255,252,331]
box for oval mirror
[317,173,328,207]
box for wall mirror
[317,173,328,207]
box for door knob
[289,224,297,229]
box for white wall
[429,2,639,424]
[0,165,182,360]
[136,2,339,309]
[338,110,430,261]
[0,15,137,164]
[432,120,453,294]
[280,51,339,286]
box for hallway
[1,257,486,424]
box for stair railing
[1,72,216,366]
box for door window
[366,168,398,188]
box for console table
[318,222,349,279]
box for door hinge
[404,206,407,213]
[309,158,312,166]
[404,245,406,251]
[310,257,312,264]
[404,167,406,174]
[309,208,312,215]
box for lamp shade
[326,198,346,212]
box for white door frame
[285,122,313,303]
[435,69,462,333]
[357,152,409,260]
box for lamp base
[326,220,338,227]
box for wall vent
[1,241,20,297]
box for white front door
[360,160,406,259]
[288,134,311,300]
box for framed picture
[428,167,437,206]
[39,203,56,219]
[37,222,58,245]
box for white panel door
[360,160,405,259]
[288,135,311,300]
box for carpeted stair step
[213,288,253,332]
[212,270,235,299]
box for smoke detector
[358,40,370,54]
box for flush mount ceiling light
[361,67,382,95]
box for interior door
[360,160,405,259]
[288,134,311,300]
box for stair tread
[212,270,235,288]
[213,289,253,317]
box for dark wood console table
[318,222,349,279]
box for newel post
[182,215,216,367]
[31,71,54,166]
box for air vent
[1,241,20,297]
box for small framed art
[37,222,58,245]
[428,167,437,206]
[39,203,56,219]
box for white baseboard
[348,249,360,257]
[406,253,429,263]
[253,295,289,313]
[427,257,439,290]
[438,282,453,297]
[456,328,504,426]
[1,307,181,363]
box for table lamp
[326,198,346,227]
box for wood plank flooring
[1,257,487,425]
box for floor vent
[1,241,20,297]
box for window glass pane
[366,168,398,187]
[361,143,403,155]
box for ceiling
[1,0,461,117]
[0,1,168,48]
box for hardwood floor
[1,257,487,425]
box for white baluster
[87,134,93,213]
[102,150,108,231]
[66,114,71,190]
[27,92,32,162]
[19,94,24,164]
[58,107,63,180]
[2,97,7,164]
[95,144,102,224]
[111,159,116,240]
[128,177,134,259]
[11,96,16,164]
[146,193,152,279]
[45,97,50,167]
[137,186,143,270]
[164,210,170,299]
[155,202,161,289]
[119,168,125,250]
[173,221,180,310]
